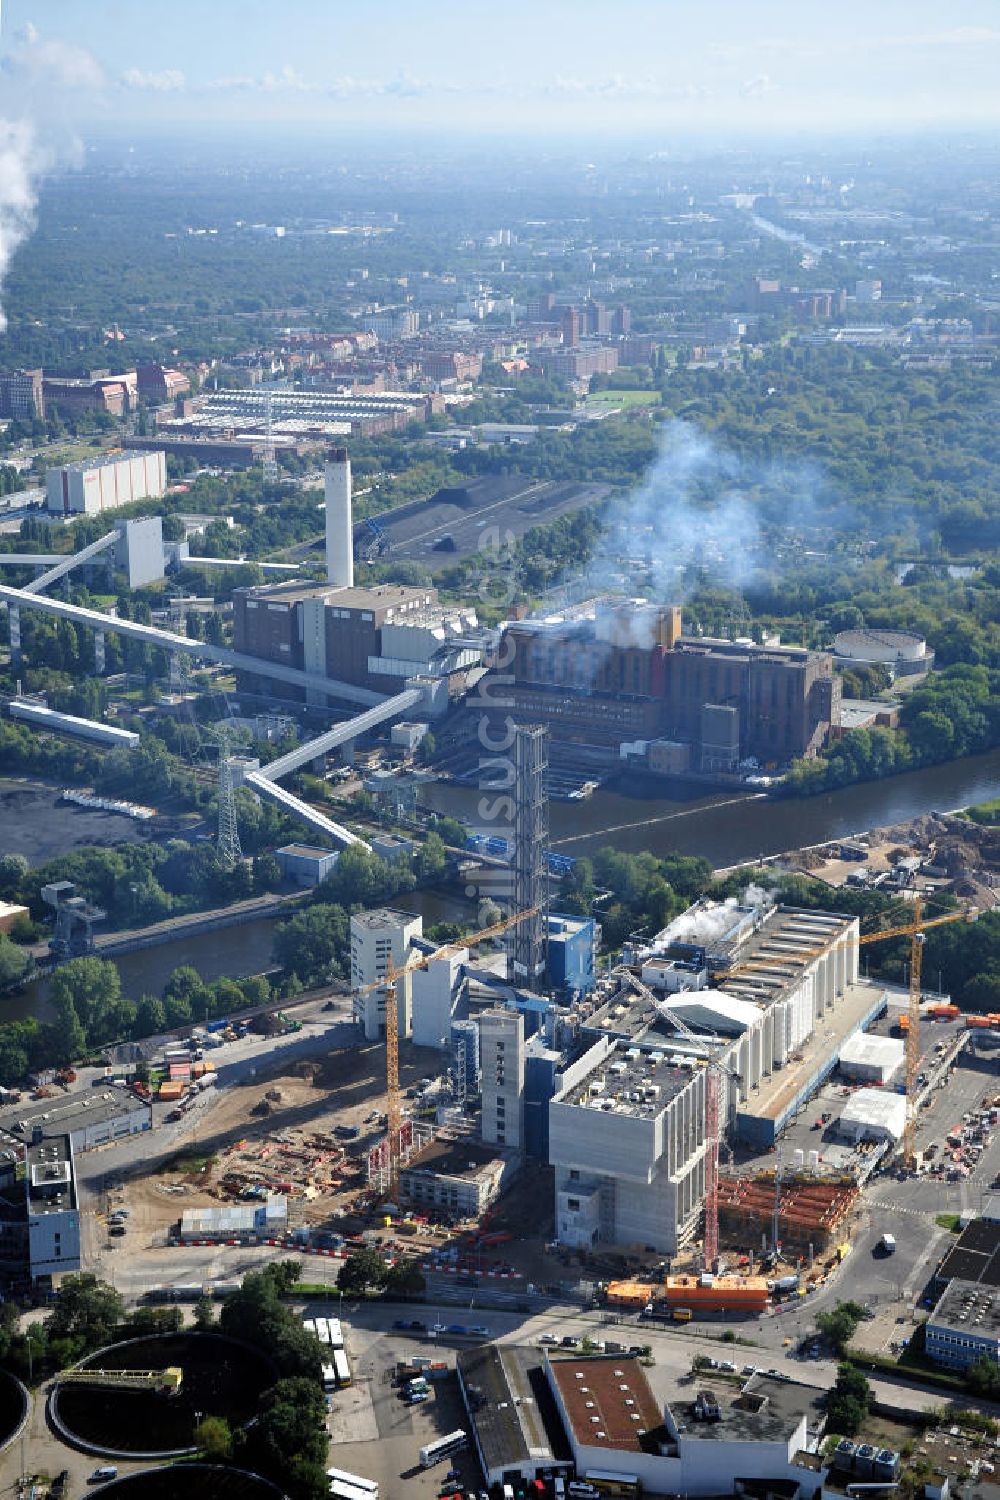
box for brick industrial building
[499,599,840,766]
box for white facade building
[350,908,423,1041]
[46,449,166,516]
[410,947,467,1050]
[480,1008,525,1153]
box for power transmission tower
[217,742,243,866]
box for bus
[419,1429,467,1468]
[302,1318,316,1338]
[333,1348,352,1388]
[671,1307,692,1322]
[584,1472,641,1498]
[315,1317,331,1345]
[328,1316,344,1350]
[329,1482,376,1500]
[321,1363,337,1394]
[326,1467,377,1497]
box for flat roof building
[926,1280,1000,1371]
[399,1138,514,1219]
[26,1134,80,1282]
[45,449,166,516]
[0,1084,151,1156]
[547,1357,826,1498]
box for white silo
[324,447,354,589]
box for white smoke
[649,883,773,953]
[579,419,838,619]
[0,119,49,333]
[0,18,104,332]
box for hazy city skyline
[3,0,1000,134]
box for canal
[6,749,1000,1026]
[9,887,474,1024]
[421,745,1000,868]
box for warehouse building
[925,1280,1000,1371]
[275,843,339,888]
[457,1344,572,1490]
[45,449,166,516]
[498,599,840,764]
[0,1085,152,1155]
[546,1357,825,1499]
[550,901,863,1250]
[838,1032,904,1085]
[934,1217,1000,1293]
[837,1088,906,1145]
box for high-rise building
[560,306,581,348]
[0,369,44,421]
[350,908,423,1041]
[479,1007,525,1153]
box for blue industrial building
[547,913,597,999]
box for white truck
[879,1232,897,1255]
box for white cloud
[741,73,777,98]
[208,64,317,94]
[121,67,186,93]
[15,22,39,46]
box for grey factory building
[926,1280,1000,1371]
[549,899,865,1252]
[0,1085,152,1156]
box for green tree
[337,1247,388,1296]
[133,994,167,1039]
[195,1415,232,1459]
[51,994,87,1066]
[46,1274,124,1355]
[273,904,350,987]
[0,853,28,899]
[816,1301,864,1355]
[384,1259,426,1296]
[416,831,447,883]
[49,957,122,1045]
[0,936,32,991]
[193,1297,215,1331]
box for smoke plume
[582,418,837,615]
[0,22,104,331]
[0,119,48,333]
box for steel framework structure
[508,725,548,985]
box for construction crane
[356,906,539,1198]
[611,963,739,1271]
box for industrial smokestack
[324,447,354,589]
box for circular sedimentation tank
[50,1332,275,1459]
[92,1463,284,1497]
[0,1370,28,1453]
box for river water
[12,888,473,1024]
[421,746,1000,868]
[8,751,1000,1026]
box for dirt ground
[129,1038,451,1244]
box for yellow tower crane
[355,905,539,1197]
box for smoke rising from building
[578,419,837,635]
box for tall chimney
[324,446,354,589]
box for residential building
[350,908,423,1041]
[480,1008,525,1153]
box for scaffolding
[508,724,548,985]
[366,1119,434,1196]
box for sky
[2,0,1000,135]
